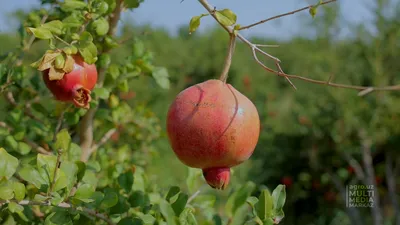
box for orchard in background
[0,0,288,224]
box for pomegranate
[166,79,260,190]
[42,55,97,109]
[281,176,293,188]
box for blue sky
[0,0,374,39]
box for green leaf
[94,1,109,15]
[129,191,148,208]
[75,161,86,182]
[215,9,237,26]
[12,182,25,201]
[50,192,64,206]
[125,0,143,9]
[60,161,78,192]
[73,184,95,203]
[166,186,180,203]
[171,193,188,216]
[246,196,259,217]
[0,185,14,200]
[118,80,129,92]
[118,171,134,193]
[272,209,285,224]
[159,199,176,225]
[271,185,286,211]
[92,18,109,36]
[179,208,198,225]
[309,6,318,18]
[226,181,256,217]
[152,67,170,89]
[42,20,64,35]
[189,16,201,33]
[78,42,98,64]
[8,202,24,213]
[18,166,47,188]
[0,148,19,181]
[5,136,18,151]
[55,129,71,151]
[61,0,88,11]
[28,27,53,39]
[100,189,119,208]
[117,217,144,225]
[53,170,68,192]
[17,142,31,155]
[231,204,250,225]
[50,210,72,225]
[93,87,110,100]
[107,64,120,80]
[37,154,57,184]
[63,15,83,28]
[255,189,273,220]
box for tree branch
[359,131,382,225]
[79,0,124,162]
[197,0,400,94]
[239,0,337,30]
[341,151,365,182]
[0,200,115,225]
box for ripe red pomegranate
[281,176,293,187]
[43,55,97,109]
[166,79,260,190]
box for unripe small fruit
[43,55,98,109]
[167,79,260,190]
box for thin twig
[90,128,117,153]
[0,200,115,225]
[197,0,400,94]
[239,0,337,30]
[48,149,62,195]
[187,190,201,204]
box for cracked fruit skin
[166,79,260,190]
[43,55,98,109]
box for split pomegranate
[42,55,98,109]
[166,79,260,190]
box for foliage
[0,0,287,224]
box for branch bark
[359,131,382,225]
[79,0,124,162]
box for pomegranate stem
[219,34,236,83]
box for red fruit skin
[166,79,260,189]
[43,55,97,107]
[203,168,230,190]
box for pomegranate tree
[167,79,260,189]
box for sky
[0,0,375,39]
